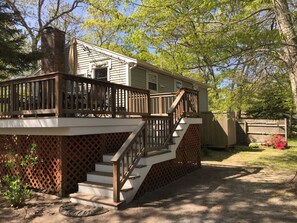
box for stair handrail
[165,88,199,144]
[111,88,199,202]
[111,120,146,202]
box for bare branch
[42,0,83,31]
[5,0,34,38]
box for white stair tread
[70,192,124,207]
[96,162,146,169]
[78,181,133,192]
[145,149,171,157]
[88,171,140,180]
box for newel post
[143,117,148,156]
[113,162,120,202]
[182,89,186,114]
[168,113,174,144]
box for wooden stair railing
[111,88,199,202]
[111,121,146,202]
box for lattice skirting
[135,124,201,198]
[0,132,129,196]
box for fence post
[285,118,288,142]
[243,121,247,134]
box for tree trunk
[272,0,297,109]
[31,37,39,70]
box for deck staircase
[69,89,200,209]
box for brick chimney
[41,27,65,74]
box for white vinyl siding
[174,79,182,91]
[74,43,127,85]
[146,73,158,92]
[131,67,146,89]
[182,80,193,89]
[198,87,208,112]
[158,74,174,93]
[108,60,127,85]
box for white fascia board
[0,118,140,128]
[77,40,137,64]
[0,118,141,136]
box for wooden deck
[0,72,150,118]
[0,74,201,203]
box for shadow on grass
[253,152,297,165]
[201,146,265,162]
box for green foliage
[1,143,38,207]
[82,0,294,114]
[0,3,41,79]
[249,143,260,148]
[2,176,31,208]
[245,75,294,119]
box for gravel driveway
[1,163,297,223]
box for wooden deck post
[111,85,116,118]
[158,95,163,115]
[9,82,14,117]
[147,91,151,115]
[143,117,148,156]
[55,73,63,117]
[285,118,288,142]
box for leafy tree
[245,74,294,119]
[272,0,297,114]
[0,3,41,79]
[82,0,297,115]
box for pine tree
[0,3,41,79]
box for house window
[147,73,158,91]
[94,67,108,81]
[174,80,182,91]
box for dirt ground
[1,162,297,223]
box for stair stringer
[120,117,202,202]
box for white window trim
[89,60,111,81]
[174,79,183,91]
[93,66,110,81]
[146,72,158,92]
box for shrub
[263,135,287,150]
[249,143,260,148]
[1,143,38,207]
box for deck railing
[0,72,150,118]
[150,92,176,115]
[111,88,199,202]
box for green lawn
[201,138,297,173]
